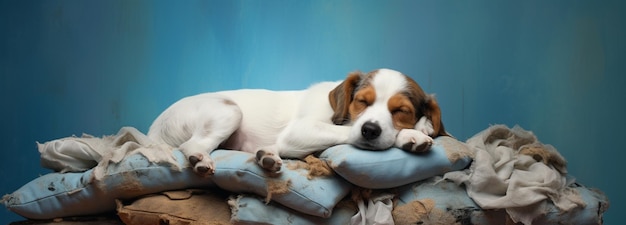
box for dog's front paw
[187,153,215,177]
[255,149,283,172]
[415,116,435,136]
[396,129,433,153]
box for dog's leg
[181,103,242,177]
[279,119,352,157]
[254,120,352,172]
[395,116,434,153]
[150,96,243,177]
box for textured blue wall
[1,1,624,223]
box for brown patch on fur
[265,179,291,203]
[404,75,427,102]
[403,75,448,137]
[392,199,459,225]
[405,75,449,137]
[349,85,376,121]
[222,98,236,105]
[424,95,447,137]
[388,93,417,130]
[329,71,363,125]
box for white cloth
[351,193,395,225]
[38,127,178,179]
[443,125,585,225]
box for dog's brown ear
[329,71,362,125]
[424,95,448,137]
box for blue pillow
[3,149,352,220]
[4,136,469,219]
[230,194,357,225]
[3,150,213,220]
[319,136,472,189]
[211,150,352,218]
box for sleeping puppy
[148,69,447,176]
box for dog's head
[329,68,447,150]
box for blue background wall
[1,1,624,223]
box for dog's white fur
[148,69,444,176]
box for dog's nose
[361,121,382,140]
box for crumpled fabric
[443,125,586,225]
[38,126,178,179]
[351,193,395,225]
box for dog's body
[148,69,447,176]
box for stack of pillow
[2,136,479,223]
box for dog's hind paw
[255,149,283,172]
[188,153,215,177]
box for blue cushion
[3,150,213,220]
[319,136,472,189]
[211,150,352,218]
[3,149,352,220]
[230,194,356,224]
[4,136,469,219]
